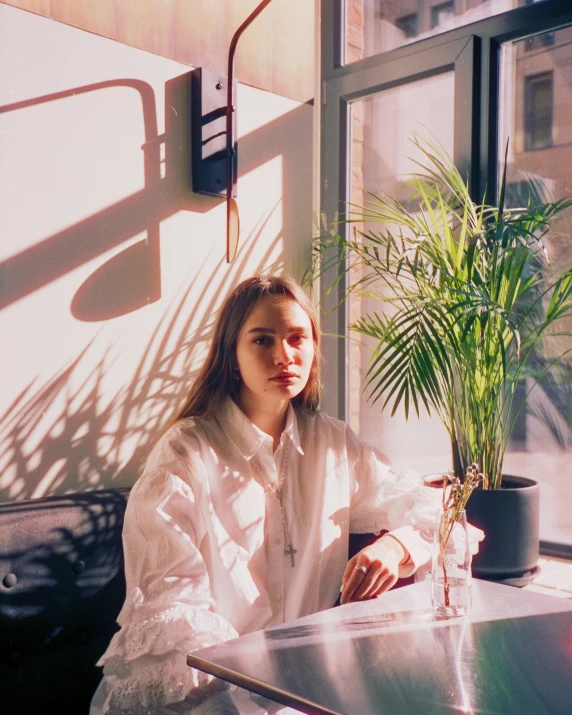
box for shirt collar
[218,399,304,460]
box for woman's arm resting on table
[340,534,410,604]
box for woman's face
[235,294,315,412]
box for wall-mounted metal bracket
[190,67,237,198]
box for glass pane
[348,72,454,475]
[345,0,551,65]
[499,27,572,547]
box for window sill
[523,556,572,599]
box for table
[187,579,572,715]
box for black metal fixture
[191,0,275,263]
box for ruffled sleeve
[97,426,239,713]
[348,430,483,577]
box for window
[395,13,418,39]
[524,32,555,50]
[430,1,454,30]
[326,1,572,551]
[344,0,550,64]
[522,0,555,48]
[524,72,553,151]
[348,75,455,465]
[499,34,572,546]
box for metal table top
[187,579,572,715]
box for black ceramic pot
[465,475,540,583]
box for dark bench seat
[0,489,129,714]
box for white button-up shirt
[95,400,444,713]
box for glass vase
[431,508,472,617]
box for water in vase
[431,576,471,617]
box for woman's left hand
[340,535,409,604]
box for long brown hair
[173,275,321,422]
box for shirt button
[275,537,281,545]
[274,593,282,602]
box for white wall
[0,5,314,500]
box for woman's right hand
[340,534,409,604]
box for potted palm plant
[310,138,572,582]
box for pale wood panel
[3,0,314,102]
[173,0,227,75]
[1,0,50,13]
[229,0,274,95]
[116,0,176,60]
[50,0,117,39]
[271,0,314,101]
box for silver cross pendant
[284,543,297,567]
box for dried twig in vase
[437,463,483,607]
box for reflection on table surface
[188,579,572,715]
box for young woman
[90,275,447,715]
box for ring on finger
[354,565,368,575]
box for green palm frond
[308,136,572,488]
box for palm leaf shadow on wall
[0,212,282,502]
